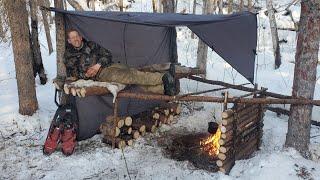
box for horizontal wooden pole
[116,92,320,106]
[187,76,291,99]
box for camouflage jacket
[64,40,113,79]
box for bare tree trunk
[285,0,320,158]
[175,0,178,13]
[267,0,281,69]
[152,0,157,12]
[196,0,214,77]
[218,0,223,14]
[162,0,175,13]
[239,0,243,11]
[4,0,38,115]
[91,0,96,11]
[64,0,67,10]
[54,0,66,78]
[44,0,53,24]
[67,0,84,11]
[191,0,196,38]
[228,0,233,13]
[158,0,162,13]
[247,0,252,12]
[0,14,5,41]
[30,0,47,84]
[119,0,123,11]
[213,0,217,13]
[39,0,53,54]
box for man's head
[67,29,83,48]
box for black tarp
[50,8,257,140]
[50,8,257,81]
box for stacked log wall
[217,101,265,174]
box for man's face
[67,31,83,48]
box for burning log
[102,135,126,149]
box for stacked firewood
[100,116,135,149]
[152,103,181,125]
[100,103,182,149]
[216,103,264,174]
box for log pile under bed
[100,103,182,149]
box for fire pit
[161,102,265,174]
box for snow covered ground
[1,0,320,179]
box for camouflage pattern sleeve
[64,51,80,79]
[96,44,113,67]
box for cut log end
[125,116,133,126]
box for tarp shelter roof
[50,8,257,83]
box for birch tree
[267,0,281,69]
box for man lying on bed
[57,29,176,96]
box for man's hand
[85,64,101,78]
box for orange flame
[200,127,221,156]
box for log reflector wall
[217,102,265,174]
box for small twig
[121,148,132,180]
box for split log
[106,116,124,128]
[64,84,70,94]
[162,103,181,115]
[220,124,233,134]
[80,86,110,97]
[120,126,132,135]
[219,146,231,154]
[71,88,77,96]
[124,116,133,126]
[222,109,234,119]
[121,134,134,146]
[76,88,82,97]
[131,119,146,133]
[158,113,168,124]
[100,122,120,137]
[132,130,141,139]
[152,112,160,120]
[167,114,174,124]
[218,148,234,161]
[144,119,157,133]
[102,135,126,149]
[221,117,234,126]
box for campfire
[200,122,221,156]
